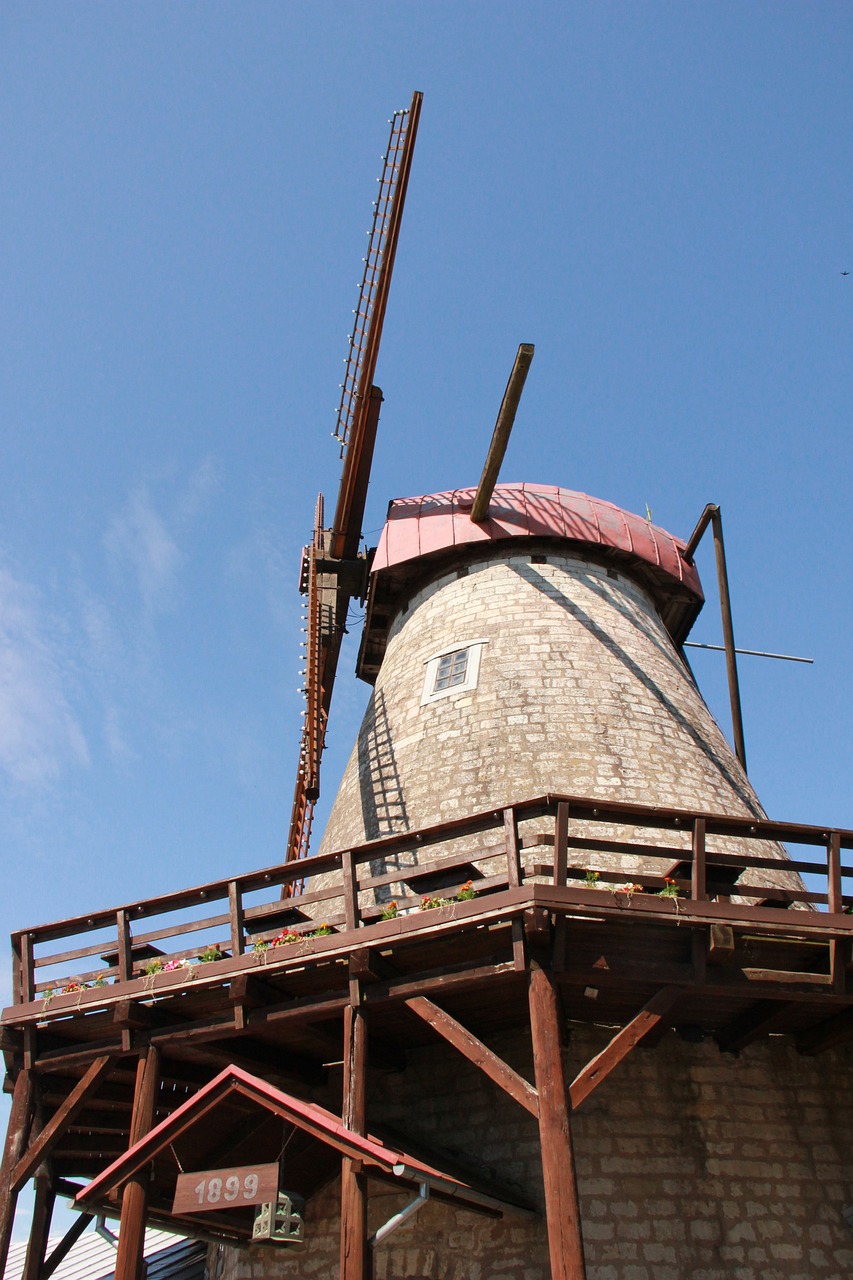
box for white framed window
[421,639,489,705]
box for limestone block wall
[311,547,795,903]
[210,1029,853,1280]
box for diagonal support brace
[570,987,681,1110]
[405,995,539,1116]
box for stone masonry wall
[311,548,796,904]
[210,1027,853,1280]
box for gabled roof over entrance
[77,1065,533,1242]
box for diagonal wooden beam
[11,1056,114,1194]
[42,1212,94,1279]
[405,996,538,1117]
[715,1000,796,1054]
[796,1006,853,1056]
[570,987,681,1111]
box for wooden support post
[22,1168,55,1280]
[114,1046,160,1280]
[528,964,586,1280]
[340,1002,371,1280]
[0,1068,36,1277]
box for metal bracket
[368,1181,429,1248]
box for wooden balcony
[3,793,852,1056]
[2,792,852,1279]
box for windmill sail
[284,93,423,867]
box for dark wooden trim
[11,1055,114,1193]
[528,965,586,1279]
[405,996,538,1116]
[569,988,681,1110]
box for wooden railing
[6,794,853,1009]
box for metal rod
[470,344,535,523]
[710,508,747,773]
[684,642,813,665]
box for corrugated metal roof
[3,1225,206,1280]
[371,483,703,598]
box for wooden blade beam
[332,92,422,560]
[285,94,422,867]
[470,344,535,523]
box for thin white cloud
[177,456,220,524]
[105,487,182,615]
[0,567,89,786]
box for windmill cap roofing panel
[372,483,703,600]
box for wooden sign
[172,1162,279,1214]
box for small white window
[421,639,488,705]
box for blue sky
[1,0,851,1241]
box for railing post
[228,881,245,957]
[16,934,34,1004]
[554,803,569,888]
[827,832,842,914]
[116,911,132,983]
[504,808,522,888]
[827,833,845,995]
[691,818,707,902]
[341,851,360,931]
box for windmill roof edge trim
[357,484,703,681]
[372,484,701,591]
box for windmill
[285,91,422,867]
[3,90,850,1280]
